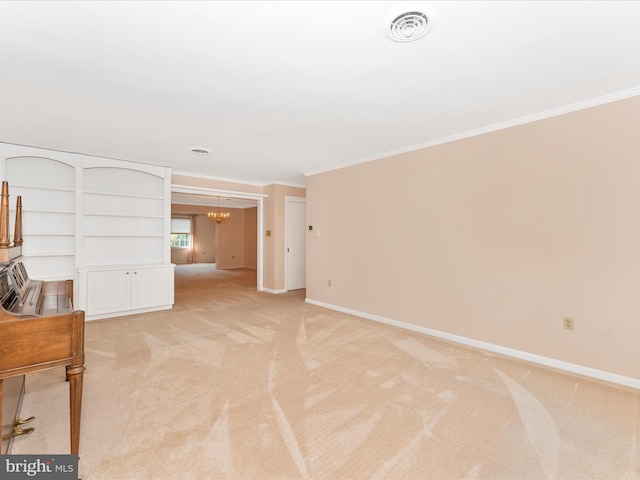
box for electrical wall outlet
[563,316,575,331]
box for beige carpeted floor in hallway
[11,264,640,479]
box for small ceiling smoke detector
[191,147,210,155]
[384,4,436,42]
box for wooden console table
[0,308,85,455]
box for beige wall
[196,214,217,263]
[244,207,258,269]
[262,184,307,291]
[217,207,246,269]
[262,184,276,289]
[172,174,264,195]
[306,96,640,381]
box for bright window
[171,217,191,248]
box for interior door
[285,197,306,290]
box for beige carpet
[11,264,640,479]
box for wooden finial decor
[0,182,24,262]
[13,195,23,247]
[0,181,10,248]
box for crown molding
[305,86,640,178]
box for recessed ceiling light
[191,147,210,155]
[384,4,436,42]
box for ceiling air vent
[191,147,210,155]
[384,6,435,42]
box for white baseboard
[261,287,287,294]
[86,304,173,322]
[305,298,640,391]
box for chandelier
[207,197,230,224]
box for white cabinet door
[131,267,172,310]
[81,264,175,319]
[87,269,132,316]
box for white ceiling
[1,1,640,189]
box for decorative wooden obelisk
[13,195,23,247]
[0,181,10,248]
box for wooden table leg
[0,378,4,434]
[0,379,5,455]
[68,310,86,456]
[66,364,85,456]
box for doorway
[171,185,265,292]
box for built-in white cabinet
[80,264,175,318]
[77,157,173,319]
[0,143,175,321]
